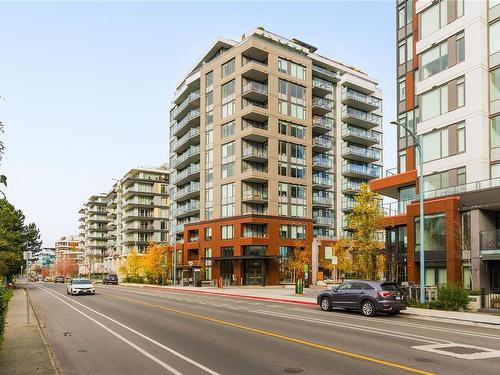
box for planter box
[468,295,481,311]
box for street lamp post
[390,121,425,304]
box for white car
[67,278,95,295]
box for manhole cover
[439,346,488,355]
[284,369,304,374]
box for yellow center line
[101,292,435,375]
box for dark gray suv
[317,280,406,317]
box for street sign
[331,256,338,265]
[23,251,32,260]
[188,261,193,267]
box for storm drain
[412,343,500,360]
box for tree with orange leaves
[142,243,170,284]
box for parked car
[54,276,65,283]
[103,274,119,285]
[317,280,406,317]
[67,278,95,295]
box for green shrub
[468,288,482,296]
[0,285,13,344]
[429,284,469,311]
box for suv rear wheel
[320,297,332,311]
[361,300,376,317]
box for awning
[202,255,279,261]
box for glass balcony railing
[341,125,381,143]
[313,136,333,149]
[242,191,268,200]
[341,88,381,109]
[172,164,200,184]
[342,163,381,178]
[313,97,334,110]
[313,175,334,187]
[312,156,333,168]
[242,119,268,130]
[342,107,382,127]
[171,145,200,169]
[174,182,200,200]
[312,77,334,92]
[312,116,334,131]
[480,229,500,256]
[341,197,356,211]
[312,195,333,206]
[312,65,341,81]
[423,176,500,200]
[176,201,200,215]
[242,146,268,158]
[313,216,335,226]
[341,179,364,193]
[172,90,200,119]
[172,127,200,152]
[243,81,268,95]
[172,109,200,135]
[382,200,410,216]
[342,145,380,160]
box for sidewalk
[122,283,500,326]
[0,288,57,375]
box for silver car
[67,278,95,295]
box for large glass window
[420,77,464,121]
[205,71,213,90]
[491,68,500,102]
[421,40,448,80]
[278,79,306,120]
[222,121,235,138]
[221,58,235,77]
[420,0,463,39]
[221,183,235,217]
[221,80,235,118]
[205,188,213,220]
[492,116,500,149]
[221,225,234,239]
[398,77,406,102]
[278,58,306,80]
[279,225,306,239]
[490,20,500,56]
[415,213,446,252]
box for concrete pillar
[312,238,320,285]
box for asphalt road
[29,283,500,375]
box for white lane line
[255,310,448,345]
[289,307,500,339]
[37,286,183,375]
[37,286,220,375]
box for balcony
[312,97,334,115]
[174,182,200,202]
[312,195,333,207]
[172,109,200,138]
[312,65,341,82]
[312,155,333,170]
[242,81,268,102]
[382,200,410,216]
[312,77,333,96]
[176,201,200,219]
[172,90,200,122]
[173,164,200,186]
[242,191,268,204]
[171,145,200,170]
[341,178,365,195]
[342,163,381,180]
[241,100,268,123]
[341,125,380,146]
[241,161,268,183]
[241,48,269,82]
[480,230,500,260]
[313,175,334,190]
[341,197,356,212]
[341,88,381,112]
[242,146,268,163]
[124,224,155,233]
[241,119,268,143]
[312,116,334,134]
[341,145,380,163]
[341,107,381,129]
[312,135,333,152]
[313,216,335,227]
[172,127,200,154]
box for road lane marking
[36,286,183,375]
[102,291,435,375]
[37,286,221,375]
[255,310,448,345]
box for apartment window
[222,58,235,77]
[204,248,212,280]
[407,35,413,61]
[415,214,446,252]
[421,77,465,121]
[492,163,500,178]
[398,41,406,66]
[491,68,500,102]
[278,182,306,218]
[221,141,235,163]
[421,40,449,80]
[206,110,213,130]
[205,168,213,186]
[458,123,465,153]
[222,121,235,138]
[279,225,306,239]
[423,123,466,162]
[457,32,465,63]
[242,224,267,238]
[420,0,464,39]
[206,71,213,91]
[221,225,234,239]
[490,20,500,56]
[221,183,235,217]
[221,80,235,118]
[206,129,213,150]
[204,227,212,241]
[423,167,466,191]
[278,58,306,80]
[398,4,405,29]
[398,77,406,102]
[278,79,306,120]
[206,91,213,111]
[221,163,235,178]
[492,116,500,149]
[278,141,306,178]
[205,188,213,220]
[206,149,213,168]
[278,120,306,139]
[399,151,407,173]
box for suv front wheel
[361,300,376,317]
[320,297,332,311]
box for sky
[0,0,396,247]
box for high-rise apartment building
[370,0,500,293]
[79,195,109,274]
[104,166,170,274]
[169,28,383,286]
